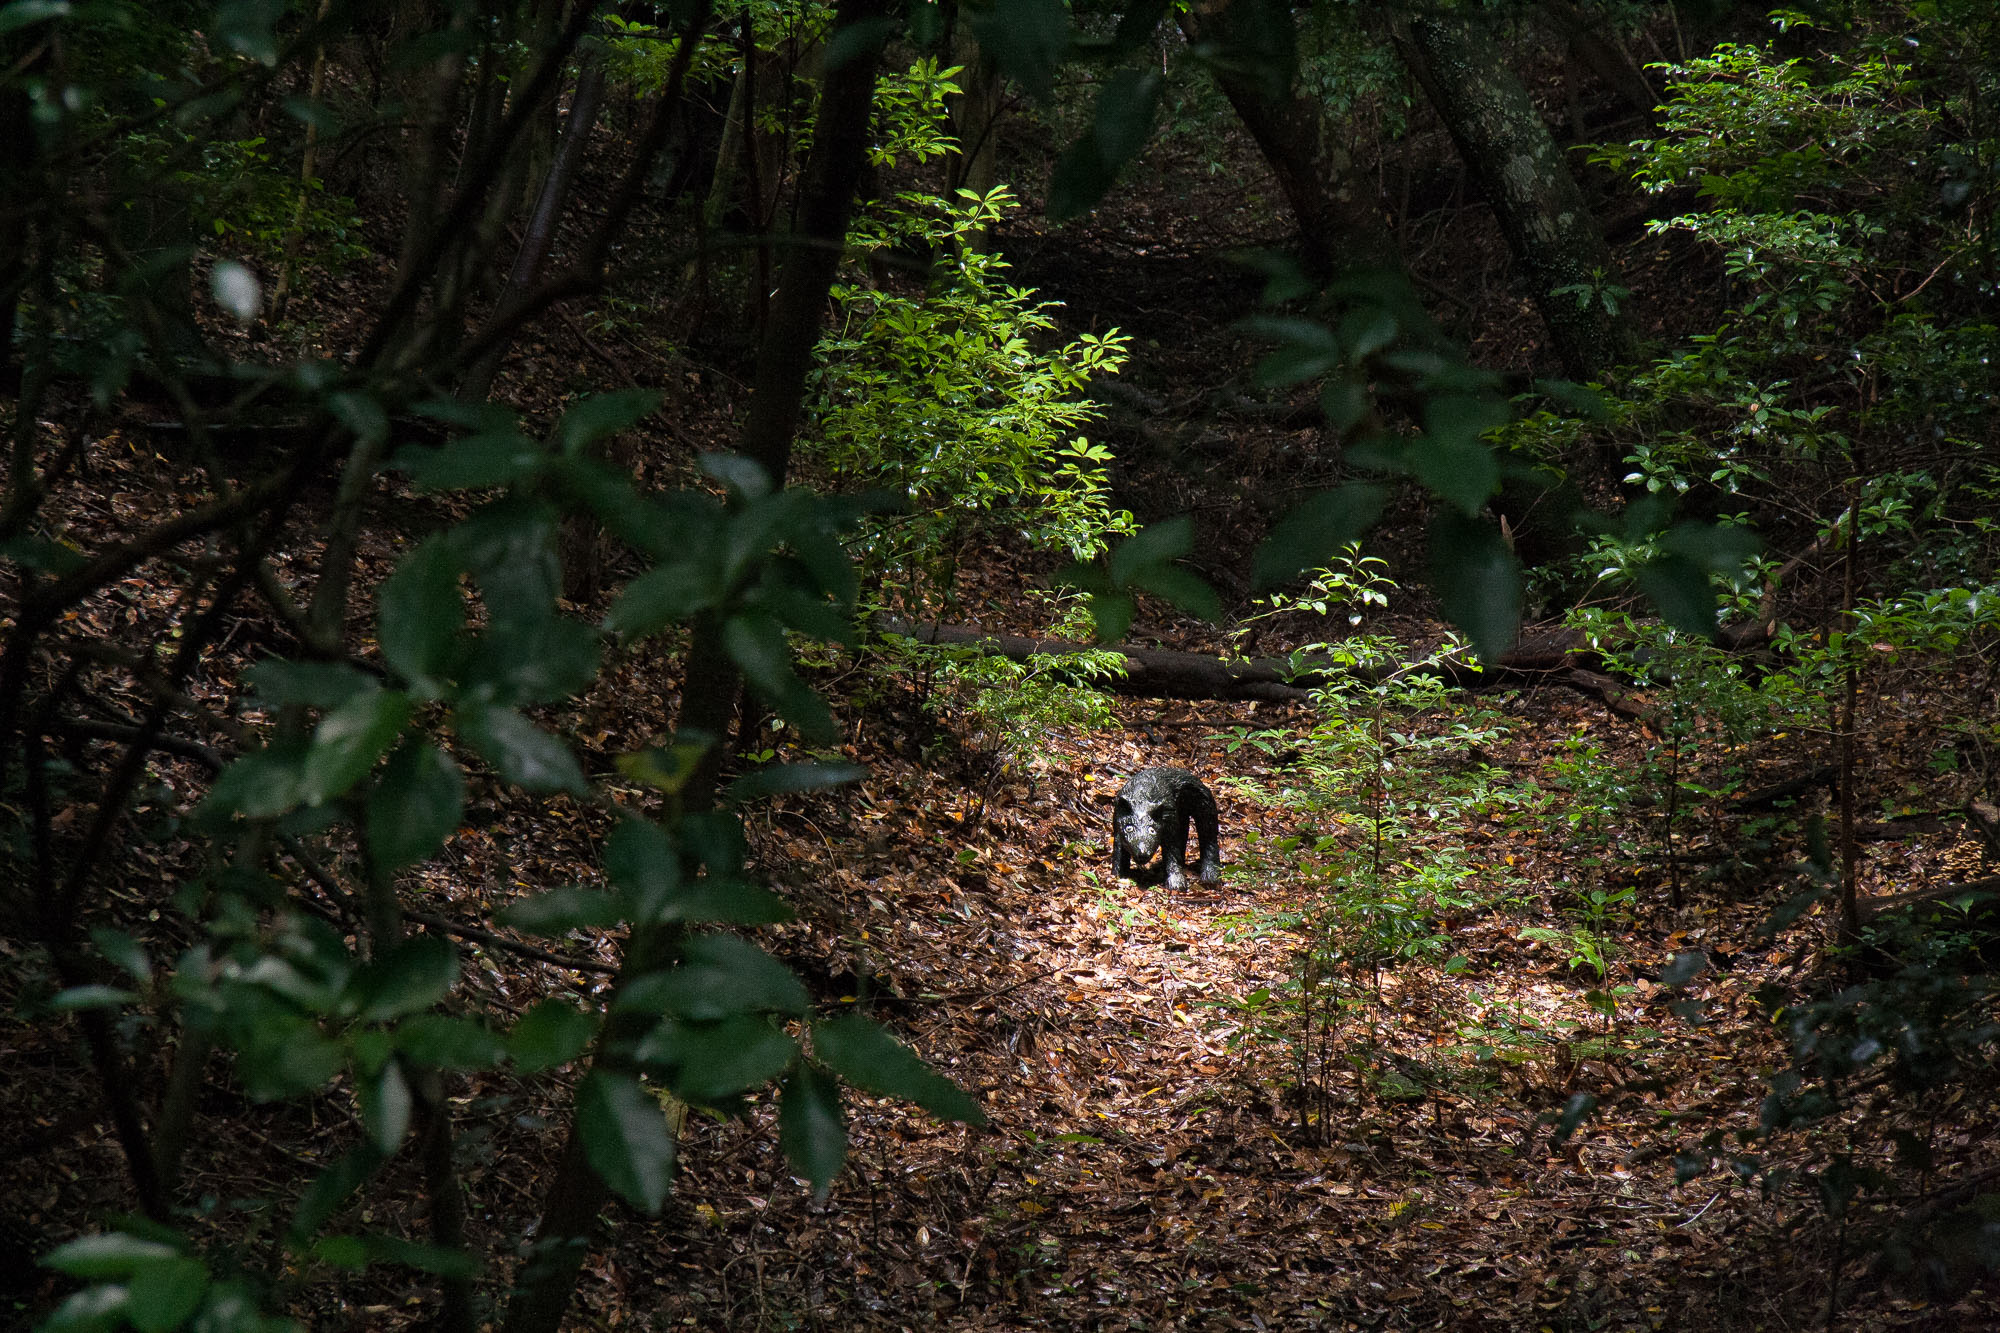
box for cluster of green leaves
[34,392,984,1330]
[815,181,1135,603]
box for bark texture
[1397,13,1635,378]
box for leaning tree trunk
[1396,12,1635,379]
[1180,1,1395,278]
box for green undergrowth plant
[1215,547,1526,1134]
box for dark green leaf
[1659,950,1708,987]
[366,742,464,874]
[724,761,868,805]
[779,1063,847,1195]
[1320,380,1370,432]
[453,498,562,623]
[1094,67,1162,164]
[198,750,306,821]
[38,1284,128,1332]
[358,1232,481,1279]
[970,0,1068,101]
[394,1015,509,1070]
[605,816,682,923]
[244,660,376,709]
[578,1070,676,1212]
[698,451,771,499]
[1128,563,1223,623]
[1636,554,1720,639]
[604,562,716,637]
[1408,433,1500,516]
[822,15,894,71]
[1085,591,1135,643]
[635,1015,799,1103]
[302,689,412,806]
[347,935,459,1022]
[556,390,661,456]
[0,2,73,38]
[359,1059,412,1154]
[1253,484,1388,589]
[654,875,791,925]
[287,1147,385,1246]
[456,704,587,795]
[723,613,834,741]
[813,1012,985,1124]
[1107,517,1193,586]
[1662,520,1760,575]
[90,927,152,985]
[1552,1091,1599,1145]
[126,1254,208,1333]
[467,616,602,705]
[47,984,137,1012]
[378,538,463,692]
[614,935,809,1020]
[216,0,283,64]
[1048,139,1112,224]
[400,433,544,492]
[1429,511,1520,666]
[497,886,623,936]
[509,1000,596,1074]
[41,1233,180,1279]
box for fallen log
[873,617,1624,706]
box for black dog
[1112,766,1221,891]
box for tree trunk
[459,48,608,403]
[1180,2,1395,278]
[1396,13,1636,379]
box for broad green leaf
[1320,380,1370,432]
[466,616,601,705]
[90,927,152,985]
[1243,316,1342,389]
[239,1023,345,1101]
[1636,554,1720,639]
[635,1015,798,1103]
[401,433,543,492]
[125,1254,208,1333]
[1107,517,1194,586]
[779,1063,847,1195]
[41,1233,179,1279]
[199,750,306,821]
[0,2,73,38]
[1662,520,1760,575]
[497,886,623,936]
[1048,138,1114,224]
[366,742,464,874]
[38,1285,128,1332]
[723,613,834,741]
[244,660,376,709]
[698,451,771,499]
[813,1012,985,1124]
[378,538,463,691]
[288,1148,385,1245]
[1428,511,1520,667]
[1660,950,1708,987]
[663,875,791,925]
[1084,591,1135,644]
[578,1070,676,1212]
[1129,563,1223,623]
[452,498,562,623]
[216,0,283,64]
[456,704,587,795]
[394,1014,509,1070]
[613,935,808,1020]
[302,689,411,806]
[1253,484,1388,589]
[723,762,868,805]
[359,1059,412,1155]
[359,1232,482,1279]
[327,390,388,446]
[970,0,1067,101]
[47,984,138,1012]
[556,389,661,456]
[1093,66,1162,166]
[1337,304,1400,362]
[1408,433,1500,517]
[604,562,716,637]
[509,1000,596,1074]
[605,816,681,922]
[347,935,458,1022]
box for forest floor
[8,97,2000,1333]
